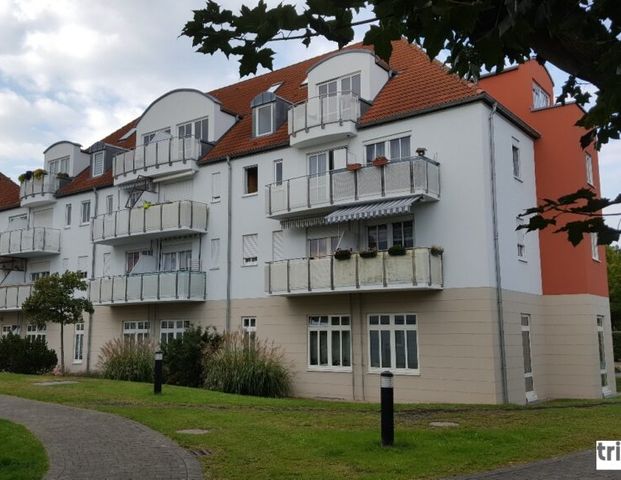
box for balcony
[265,247,443,296]
[0,228,61,258]
[288,93,365,148]
[89,271,207,306]
[266,156,440,220]
[0,284,32,311]
[113,135,209,185]
[92,200,208,245]
[20,175,60,207]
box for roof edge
[43,140,82,154]
[139,88,224,124]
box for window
[532,82,550,109]
[242,317,257,345]
[242,234,258,266]
[123,321,150,343]
[65,203,72,227]
[389,137,411,160]
[254,104,273,136]
[368,314,419,372]
[160,250,192,271]
[194,118,209,141]
[210,238,220,269]
[591,233,600,261]
[26,324,46,341]
[31,272,50,282]
[521,314,537,401]
[160,320,189,343]
[1,325,20,337]
[274,160,283,185]
[365,136,412,163]
[106,195,114,215]
[267,82,282,93]
[142,128,171,146]
[73,323,84,362]
[512,144,521,179]
[308,315,351,369]
[8,214,27,225]
[92,151,104,177]
[127,191,142,208]
[391,221,414,248]
[585,153,594,186]
[178,122,192,138]
[516,218,526,260]
[317,73,361,97]
[597,315,610,394]
[211,172,221,202]
[126,249,152,273]
[272,231,284,261]
[80,201,91,224]
[308,237,338,258]
[365,141,386,164]
[244,165,258,195]
[49,156,69,175]
[367,224,388,250]
[78,256,89,278]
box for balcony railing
[92,200,208,244]
[0,228,61,257]
[288,93,361,136]
[20,175,60,202]
[90,271,207,305]
[266,247,443,295]
[266,156,440,218]
[0,284,32,311]
[113,135,207,179]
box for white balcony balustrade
[90,271,207,306]
[288,93,363,148]
[0,228,61,258]
[92,200,208,245]
[20,175,60,207]
[113,135,207,184]
[266,247,443,296]
[266,156,440,219]
[0,284,33,311]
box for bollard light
[154,350,163,395]
[380,370,394,446]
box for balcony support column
[412,249,417,286]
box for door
[308,152,329,204]
[318,81,338,123]
[521,314,537,402]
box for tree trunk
[60,322,65,374]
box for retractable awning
[324,196,421,224]
[280,216,326,229]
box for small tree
[22,271,94,373]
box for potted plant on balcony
[142,200,153,210]
[32,168,47,180]
[346,162,362,172]
[372,155,389,167]
[388,244,406,256]
[359,248,377,259]
[334,249,352,261]
[430,245,444,257]
[18,171,33,183]
[56,172,70,180]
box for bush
[613,332,621,362]
[98,338,156,382]
[0,334,57,374]
[204,332,291,397]
[388,244,406,256]
[162,326,222,387]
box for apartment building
[0,40,615,404]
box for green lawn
[0,418,47,480]
[0,373,620,480]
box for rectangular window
[244,165,258,195]
[597,315,610,394]
[92,151,104,177]
[512,144,521,179]
[517,217,526,260]
[26,324,46,342]
[585,153,594,186]
[272,231,284,261]
[73,323,84,362]
[211,172,221,202]
[368,314,419,372]
[30,272,50,282]
[274,160,283,185]
[126,249,152,273]
[77,256,89,278]
[591,233,600,261]
[389,136,411,160]
[178,123,192,138]
[242,317,257,346]
[308,237,338,258]
[391,221,414,248]
[194,118,209,141]
[65,204,72,227]
[49,156,69,175]
[318,72,360,96]
[8,214,27,226]
[142,128,171,146]
[123,321,150,343]
[160,320,189,344]
[532,83,550,109]
[80,201,91,224]
[308,315,351,369]
[210,238,220,269]
[255,104,273,136]
[242,234,258,266]
[521,314,537,401]
[62,257,69,272]
[1,325,20,337]
[367,224,388,250]
[106,195,114,215]
[365,141,386,164]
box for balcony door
[308,152,333,204]
[318,81,338,123]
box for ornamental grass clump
[98,338,156,382]
[204,332,291,397]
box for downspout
[225,156,233,332]
[488,102,508,403]
[86,187,99,373]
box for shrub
[359,249,377,259]
[0,334,57,374]
[204,332,291,397]
[613,331,621,362]
[162,326,222,387]
[334,249,352,261]
[388,244,406,256]
[98,338,156,382]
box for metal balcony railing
[265,247,443,295]
[265,156,440,217]
[91,200,208,243]
[0,227,61,257]
[89,271,207,305]
[288,92,361,136]
[113,135,207,178]
[19,175,60,200]
[0,284,33,310]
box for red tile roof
[0,173,20,212]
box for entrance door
[521,314,537,402]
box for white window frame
[274,159,283,185]
[142,128,171,146]
[516,217,527,261]
[308,315,352,371]
[26,324,46,341]
[512,142,521,180]
[210,238,220,270]
[254,104,274,137]
[73,323,84,363]
[241,317,257,345]
[106,195,114,215]
[49,156,69,175]
[597,315,611,396]
[64,203,72,227]
[585,152,594,186]
[368,314,419,374]
[308,236,338,258]
[243,165,259,195]
[1,325,20,337]
[92,151,105,177]
[80,200,91,225]
[160,320,189,344]
[160,249,192,272]
[272,230,284,262]
[30,271,50,282]
[8,214,27,225]
[242,233,259,266]
[591,232,600,261]
[532,82,550,109]
[521,314,537,402]
[125,249,152,274]
[211,172,221,202]
[317,72,361,97]
[123,321,150,343]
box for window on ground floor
[368,314,418,373]
[160,320,189,343]
[242,317,257,347]
[308,315,351,370]
[597,315,610,394]
[1,325,20,337]
[521,314,537,402]
[73,323,84,362]
[26,324,46,342]
[123,321,150,343]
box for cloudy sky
[1,0,619,222]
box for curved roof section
[306,48,390,74]
[139,88,222,123]
[43,140,82,154]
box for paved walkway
[448,451,619,480]
[0,394,203,480]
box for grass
[0,373,620,480]
[0,418,47,480]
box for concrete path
[0,394,203,480]
[448,450,618,480]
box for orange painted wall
[480,62,608,296]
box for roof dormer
[251,91,289,137]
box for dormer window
[318,72,361,97]
[255,104,274,136]
[532,82,550,109]
[92,151,104,177]
[177,117,208,141]
[267,82,282,93]
[49,156,69,175]
[251,91,289,138]
[143,128,171,146]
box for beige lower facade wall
[1,287,616,405]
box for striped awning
[280,216,326,230]
[324,197,421,224]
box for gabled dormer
[251,91,290,137]
[86,142,127,177]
